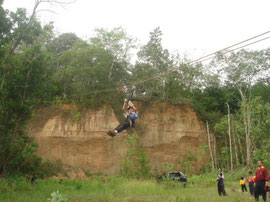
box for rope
[39,31,270,155]
[76,30,270,96]
[189,30,270,64]
[132,32,270,87]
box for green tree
[137,27,172,71]
[53,37,129,105]
[90,27,136,81]
[249,97,270,168]
[0,5,55,176]
[212,49,270,167]
[134,27,174,98]
[0,1,11,43]
[48,32,79,56]
[165,63,204,102]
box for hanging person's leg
[107,120,130,137]
[115,120,130,133]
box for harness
[125,112,138,127]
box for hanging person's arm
[123,99,129,114]
[128,100,135,109]
[132,105,137,112]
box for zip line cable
[43,31,270,155]
[68,30,270,97]
[130,33,270,88]
[189,30,270,64]
[197,36,270,64]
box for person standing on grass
[254,161,268,201]
[248,171,255,196]
[216,168,227,196]
[240,177,247,192]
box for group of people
[217,161,269,201]
[240,172,255,195]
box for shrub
[119,133,151,179]
[37,160,65,179]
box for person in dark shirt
[254,161,269,201]
[216,168,226,196]
[31,173,37,184]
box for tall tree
[134,27,174,98]
[48,32,79,56]
[90,27,136,80]
[0,0,75,91]
[0,4,56,176]
[213,49,270,167]
[137,27,172,71]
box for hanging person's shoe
[107,130,116,137]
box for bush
[37,159,65,179]
[119,133,151,179]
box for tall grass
[0,173,257,202]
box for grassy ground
[0,173,262,202]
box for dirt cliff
[26,102,209,175]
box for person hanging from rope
[107,98,138,137]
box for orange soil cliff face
[26,102,209,174]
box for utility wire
[44,31,270,156]
[197,36,270,64]
[68,30,270,96]
[131,33,270,87]
[190,30,270,64]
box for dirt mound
[65,167,87,179]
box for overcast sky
[3,0,270,60]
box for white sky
[3,0,270,60]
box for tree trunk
[206,121,215,172]
[224,136,229,171]
[22,70,31,105]
[236,129,244,164]
[238,88,252,167]
[232,120,239,167]
[108,60,115,80]
[246,104,252,167]
[213,135,217,168]
[227,103,233,171]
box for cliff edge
[26,102,209,174]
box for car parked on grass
[157,171,187,187]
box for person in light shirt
[107,99,138,137]
[247,171,255,196]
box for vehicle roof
[167,171,185,174]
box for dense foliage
[1,2,270,176]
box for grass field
[0,173,264,202]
